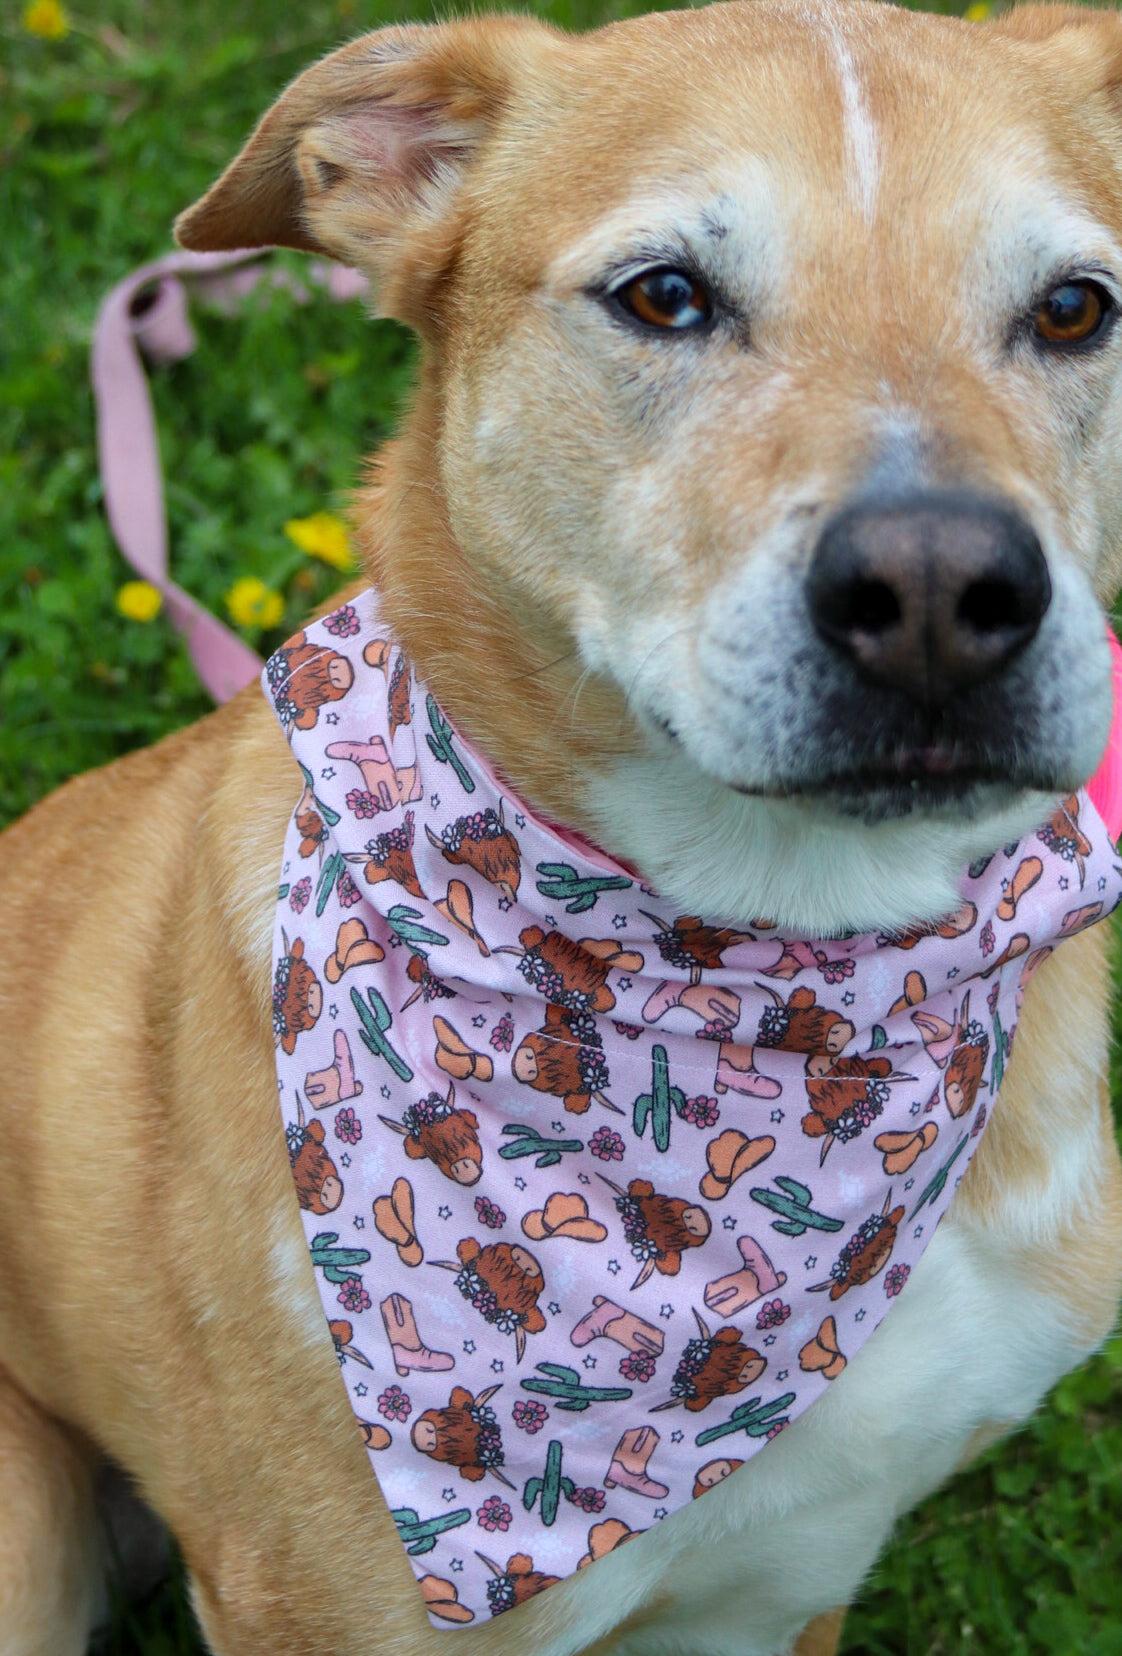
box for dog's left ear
[988,5,1122,108]
[175,17,564,324]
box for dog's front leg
[0,1366,104,1656]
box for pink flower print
[512,1399,548,1433]
[289,876,311,914]
[589,1126,625,1162]
[678,1095,720,1128]
[987,982,1000,1017]
[336,870,361,908]
[323,603,360,638]
[334,1106,362,1145]
[697,1019,731,1042]
[619,1351,656,1383]
[377,1384,412,1423]
[567,1487,606,1514]
[884,1263,911,1298]
[755,1298,791,1331]
[766,1422,786,1440]
[818,955,856,985]
[490,1012,514,1053]
[476,1495,513,1532]
[979,919,995,957]
[337,1277,371,1314]
[346,789,381,820]
[474,1195,506,1230]
[613,1021,643,1041]
[971,1102,988,1138]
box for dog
[3,2,1122,1652]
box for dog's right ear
[175,17,563,325]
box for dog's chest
[264,590,1121,1634]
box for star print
[472,1014,487,1028]
[854,1308,866,1323]
[443,1487,457,1502]
[947,966,959,979]
[904,1178,914,1192]
[1099,876,1108,891]
[914,1224,924,1239]
[670,1430,684,1444]
[325,711,339,724]
[804,1256,817,1270]
[617,976,632,992]
[613,914,627,930]
[762,1334,776,1347]
[722,1216,738,1231]
[354,1216,365,1230]
[321,766,335,780]
[842,991,855,1006]
[553,1121,564,1133]
[654,1507,669,1520]
[776,1370,788,1382]
[514,1176,527,1191]
[545,915,556,928]
[660,1304,674,1319]
[498,897,513,911]
[909,1100,922,1116]
[463,1339,476,1354]
[548,1301,562,1316]
[354,1382,368,1397]
[515,814,526,829]
[328,1003,338,1020]
[583,1355,598,1370]
[283,862,290,875]
[450,1559,463,1573]
[491,1358,504,1373]
[438,1205,452,1220]
[607,1259,621,1275]
[430,793,440,808]
[340,1153,351,1169]
[578,1172,590,1185]
[1059,876,1069,891]
[381,1084,391,1099]
[387,933,401,948]
[770,1109,784,1124]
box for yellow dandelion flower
[226,576,284,630]
[284,511,354,572]
[22,0,69,39]
[115,581,162,623]
[963,2,993,19]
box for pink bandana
[266,590,1122,1629]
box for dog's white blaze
[825,22,879,220]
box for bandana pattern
[266,591,1122,1630]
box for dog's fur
[4,3,1122,1652]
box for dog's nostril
[838,579,901,635]
[957,578,1013,634]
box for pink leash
[91,248,368,703]
[91,249,1122,839]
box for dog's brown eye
[1033,281,1108,346]
[616,268,712,330]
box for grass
[3,0,1121,1651]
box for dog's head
[179,1,1122,931]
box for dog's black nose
[806,491,1051,705]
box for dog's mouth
[654,714,1040,820]
[744,759,1026,824]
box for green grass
[4,1,1122,1652]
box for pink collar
[266,590,1122,1629]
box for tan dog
[4,4,1122,1653]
